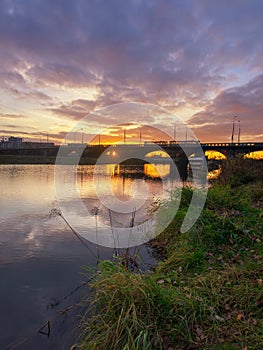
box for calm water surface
[0,164,167,349]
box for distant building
[0,136,23,149]
[0,136,55,149]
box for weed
[79,160,263,350]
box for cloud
[0,113,28,119]
[0,70,26,86]
[0,129,31,135]
[0,0,236,96]
[0,0,263,141]
[27,63,97,88]
[7,87,52,101]
[189,74,263,141]
[47,99,97,121]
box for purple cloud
[0,0,262,141]
[189,74,263,141]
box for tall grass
[79,159,263,350]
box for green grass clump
[80,160,263,350]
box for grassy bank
[79,160,263,350]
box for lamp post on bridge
[81,128,84,144]
[231,116,238,144]
[238,120,241,144]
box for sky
[0,0,263,143]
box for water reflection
[144,163,171,178]
[76,164,178,232]
[0,164,157,349]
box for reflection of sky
[0,165,56,220]
[0,164,156,349]
[0,165,107,348]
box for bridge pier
[170,158,189,181]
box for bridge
[1,141,262,158]
[0,141,262,180]
[84,141,263,160]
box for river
[0,164,177,349]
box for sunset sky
[0,0,263,143]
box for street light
[231,116,238,144]
[173,123,176,141]
[238,120,241,144]
[81,128,84,144]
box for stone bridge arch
[205,150,227,160]
[201,142,263,158]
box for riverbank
[0,155,100,164]
[0,154,57,164]
[79,159,263,350]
